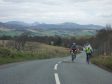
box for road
[0,51,112,84]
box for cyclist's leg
[71,50,74,62]
[72,55,74,61]
[74,53,76,59]
[87,53,91,64]
[88,53,92,63]
[73,52,76,61]
[86,53,89,64]
[71,53,73,61]
[72,54,74,61]
[71,53,75,62]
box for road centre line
[54,61,62,70]
[54,64,58,70]
[54,73,61,84]
[54,61,62,84]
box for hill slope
[0,41,69,64]
[0,21,103,37]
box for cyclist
[84,42,93,64]
[70,43,77,61]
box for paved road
[0,51,112,84]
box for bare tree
[14,32,30,51]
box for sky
[0,0,112,25]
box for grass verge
[0,42,69,65]
[91,56,112,71]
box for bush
[0,48,11,57]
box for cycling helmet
[73,43,76,45]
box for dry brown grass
[25,42,69,58]
[91,56,112,70]
[0,41,69,64]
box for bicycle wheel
[71,53,76,62]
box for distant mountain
[31,22,40,26]
[0,22,5,27]
[0,21,104,37]
[30,22,103,29]
[0,21,104,30]
[6,21,29,27]
[0,21,30,30]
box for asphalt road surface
[0,51,112,84]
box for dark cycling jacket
[71,45,77,49]
[70,45,77,52]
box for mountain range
[0,21,104,37]
[0,21,103,29]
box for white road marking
[54,64,58,70]
[54,73,61,84]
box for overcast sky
[0,0,112,25]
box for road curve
[58,52,112,84]
[0,52,112,84]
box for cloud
[3,0,61,5]
[101,15,112,18]
[0,0,112,25]
[3,0,89,3]
[3,0,36,3]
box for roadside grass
[0,42,69,65]
[91,56,112,71]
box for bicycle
[70,50,77,62]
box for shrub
[0,48,11,57]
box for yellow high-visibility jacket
[85,47,91,53]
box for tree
[14,32,30,51]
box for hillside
[0,21,103,37]
[0,41,69,64]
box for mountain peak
[62,22,79,25]
[0,21,104,30]
[6,21,29,26]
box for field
[0,31,23,36]
[0,41,69,64]
[0,28,96,37]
